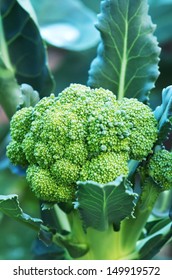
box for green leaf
[33,238,69,260]
[76,176,137,231]
[154,86,172,143]
[0,57,22,119]
[40,204,71,234]
[138,222,172,259]
[38,225,54,246]
[0,194,42,231]
[170,203,172,221]
[149,0,172,44]
[0,0,54,97]
[30,0,99,51]
[149,219,171,236]
[88,0,160,102]
[53,232,89,258]
[146,217,171,235]
[152,190,172,218]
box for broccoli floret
[34,142,54,168]
[6,140,28,167]
[64,142,88,165]
[80,152,129,184]
[51,159,80,185]
[10,107,33,142]
[148,149,172,191]
[86,107,130,155]
[26,165,75,202]
[59,84,118,126]
[7,84,158,202]
[47,141,65,161]
[119,98,158,160]
[39,104,85,144]
[59,84,116,107]
[58,83,90,105]
[33,93,56,117]
[22,132,36,164]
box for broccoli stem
[51,181,160,260]
[119,179,160,257]
[68,210,118,259]
[67,210,138,260]
[75,226,138,260]
[68,210,88,244]
[80,227,119,260]
[53,204,71,232]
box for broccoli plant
[0,0,172,260]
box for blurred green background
[0,0,172,259]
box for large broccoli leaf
[33,237,68,260]
[149,0,172,45]
[76,176,137,231]
[30,0,100,51]
[138,221,172,259]
[0,194,42,231]
[88,0,161,102]
[0,57,21,119]
[53,232,89,258]
[0,0,54,97]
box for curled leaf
[0,194,42,231]
[75,176,137,231]
[154,86,172,143]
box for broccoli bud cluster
[148,149,172,191]
[7,84,158,202]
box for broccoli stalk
[53,208,138,260]
[119,179,160,258]
[114,149,172,258]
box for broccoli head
[7,84,158,202]
[148,149,172,191]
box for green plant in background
[0,0,172,260]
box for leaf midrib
[118,11,128,101]
[102,188,108,229]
